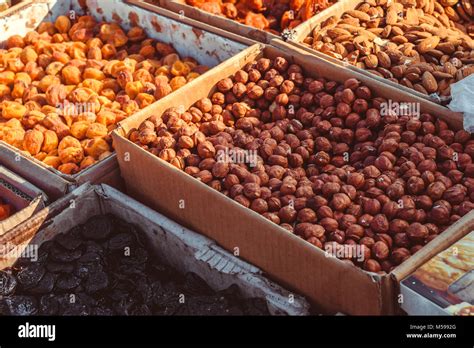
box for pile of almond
[302,0,474,100]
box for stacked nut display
[183,0,336,33]
[129,55,474,274]
[0,15,208,175]
[301,0,474,99]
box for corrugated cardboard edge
[1,183,310,315]
[0,166,48,235]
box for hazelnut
[297,208,317,223]
[372,241,389,261]
[250,198,268,214]
[346,224,365,241]
[391,248,411,265]
[370,214,389,233]
[278,206,297,223]
[362,198,381,215]
[406,222,428,242]
[331,193,351,211]
[363,259,382,273]
[319,217,338,232]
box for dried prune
[84,270,108,294]
[50,245,82,263]
[17,264,45,290]
[55,230,82,250]
[39,294,59,315]
[46,262,74,273]
[56,274,81,291]
[28,272,56,295]
[3,296,38,315]
[0,270,17,296]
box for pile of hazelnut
[0,15,208,175]
[184,0,336,33]
[130,55,474,274]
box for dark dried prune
[28,272,56,294]
[84,270,108,294]
[56,274,81,291]
[120,247,148,266]
[0,270,17,295]
[17,264,45,289]
[78,252,102,264]
[46,262,74,273]
[50,245,82,263]
[55,230,82,250]
[4,296,38,315]
[39,294,59,315]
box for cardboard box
[0,183,310,315]
[112,41,469,315]
[156,0,344,44]
[400,230,474,316]
[0,166,48,234]
[278,0,450,104]
[0,0,247,199]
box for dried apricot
[58,163,79,174]
[83,138,110,159]
[62,65,82,85]
[23,129,44,155]
[41,130,59,153]
[54,15,72,34]
[169,76,187,91]
[2,101,27,120]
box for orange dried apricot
[2,101,27,120]
[62,65,82,85]
[58,163,79,174]
[20,47,38,64]
[169,76,187,91]
[171,60,191,76]
[23,129,44,155]
[0,71,15,85]
[54,16,72,34]
[43,156,62,169]
[41,130,59,153]
[86,123,108,139]
[135,93,155,109]
[83,138,111,159]
[70,121,90,140]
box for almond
[422,71,438,93]
[386,7,399,25]
[377,51,392,68]
[364,54,379,68]
[417,36,440,53]
[345,10,371,22]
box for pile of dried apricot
[185,0,336,33]
[0,15,209,175]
